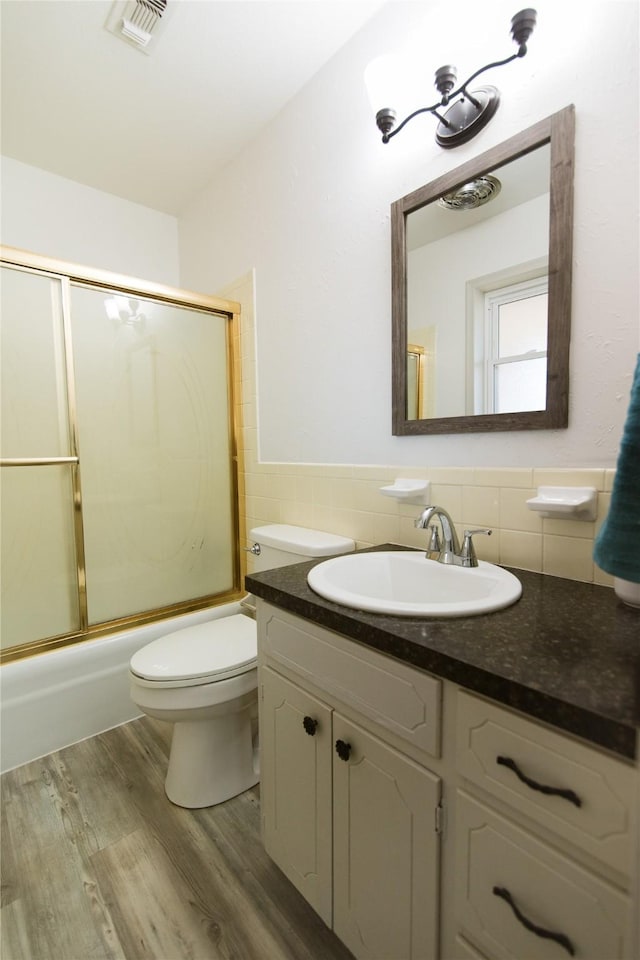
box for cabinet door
[332,714,441,960]
[260,667,333,925]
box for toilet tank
[249,524,354,572]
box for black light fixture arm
[375,8,536,148]
[379,104,444,144]
[457,51,519,98]
[379,52,520,143]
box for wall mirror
[392,105,575,435]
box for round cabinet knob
[302,716,318,736]
[335,739,352,762]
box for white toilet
[129,524,354,808]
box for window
[481,277,548,414]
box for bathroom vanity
[246,547,640,960]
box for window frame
[483,276,549,414]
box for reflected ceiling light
[104,296,146,328]
[437,175,502,210]
[372,9,536,149]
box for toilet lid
[130,614,257,683]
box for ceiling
[407,146,551,249]
[0,0,383,215]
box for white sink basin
[307,551,522,617]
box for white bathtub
[0,601,244,773]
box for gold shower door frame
[0,246,243,664]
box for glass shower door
[70,285,236,624]
[0,266,82,651]
[1,250,239,661]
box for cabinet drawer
[262,607,441,757]
[456,690,635,877]
[453,936,490,960]
[455,791,631,960]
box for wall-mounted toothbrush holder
[379,479,430,504]
[526,486,598,521]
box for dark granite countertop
[246,545,640,760]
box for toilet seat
[130,614,257,688]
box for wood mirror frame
[391,105,575,435]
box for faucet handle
[427,524,441,552]
[460,528,492,567]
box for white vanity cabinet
[259,604,442,960]
[256,601,638,960]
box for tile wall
[226,272,613,588]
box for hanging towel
[594,353,640,583]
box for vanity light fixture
[374,8,536,149]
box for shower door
[1,252,241,661]
[1,265,82,647]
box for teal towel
[594,353,640,583]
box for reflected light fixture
[373,8,536,149]
[104,295,146,328]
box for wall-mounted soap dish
[379,479,430,504]
[526,486,598,521]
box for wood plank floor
[1,716,355,960]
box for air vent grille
[105,0,170,54]
[437,176,502,211]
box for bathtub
[0,600,244,773]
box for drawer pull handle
[335,739,352,762]
[496,755,582,808]
[492,886,575,957]
[302,716,318,736]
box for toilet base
[165,704,259,808]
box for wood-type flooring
[1,715,354,960]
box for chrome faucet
[415,505,491,568]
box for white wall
[178,0,640,468]
[1,156,180,285]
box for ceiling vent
[437,176,502,212]
[105,0,170,54]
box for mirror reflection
[407,146,550,419]
[392,107,575,435]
